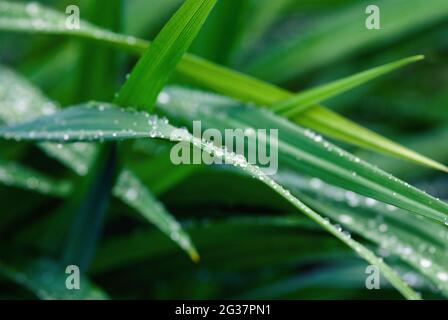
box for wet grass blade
[114,170,199,262]
[0,67,199,262]
[0,259,108,299]
[156,86,448,225]
[274,172,448,297]
[62,0,122,270]
[0,104,419,299]
[1,2,446,172]
[0,158,72,197]
[2,101,447,226]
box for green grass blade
[77,0,121,102]
[4,93,448,226]
[1,3,446,172]
[62,0,123,271]
[157,87,448,225]
[275,172,448,297]
[2,100,447,226]
[114,170,199,262]
[0,104,420,298]
[62,143,119,270]
[115,0,217,111]
[0,67,199,262]
[273,55,425,116]
[0,158,72,197]
[293,106,448,173]
[0,259,108,299]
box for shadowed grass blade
[0,259,108,299]
[0,158,72,197]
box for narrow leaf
[273,55,425,116]
[115,0,217,110]
[1,3,446,172]
[0,104,420,299]
[0,158,72,197]
[114,170,199,262]
[0,259,108,300]
[0,67,199,261]
[157,86,448,225]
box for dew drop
[26,2,40,16]
[125,188,138,201]
[420,258,432,268]
[437,272,448,282]
[339,214,353,225]
[157,92,170,105]
[378,224,388,233]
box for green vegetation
[0,0,447,299]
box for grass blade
[0,103,421,299]
[273,55,425,116]
[157,86,448,225]
[1,2,446,172]
[0,259,107,299]
[2,101,447,226]
[0,66,199,262]
[0,158,72,197]
[114,170,199,262]
[275,172,448,297]
[115,0,217,111]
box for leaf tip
[190,250,200,263]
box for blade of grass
[61,0,123,271]
[2,101,447,226]
[0,66,199,262]
[0,259,108,299]
[274,172,448,297]
[115,0,217,111]
[0,158,72,197]
[1,2,446,172]
[243,0,448,83]
[272,55,425,116]
[0,103,419,299]
[114,170,199,262]
[156,86,448,224]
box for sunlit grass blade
[0,158,72,197]
[0,259,108,299]
[1,3,446,172]
[273,55,425,116]
[115,0,217,110]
